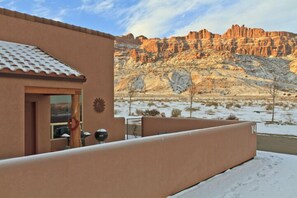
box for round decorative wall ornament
[93,98,105,113]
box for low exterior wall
[51,138,68,152]
[108,117,126,141]
[142,117,240,137]
[0,121,256,198]
[257,134,297,155]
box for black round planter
[94,129,108,143]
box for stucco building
[0,8,125,159]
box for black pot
[94,129,108,143]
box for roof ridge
[0,7,115,40]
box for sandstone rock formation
[116,24,297,63]
[114,25,297,97]
[168,70,192,94]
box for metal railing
[126,118,142,140]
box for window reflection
[50,95,82,139]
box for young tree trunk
[272,95,275,122]
[129,96,132,116]
[190,97,193,118]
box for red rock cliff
[115,24,297,63]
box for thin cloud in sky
[1,0,17,10]
[119,0,221,38]
[32,0,50,17]
[78,0,115,13]
[173,0,297,36]
[31,0,67,21]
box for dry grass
[147,102,156,107]
[185,107,200,111]
[205,101,219,107]
[266,104,273,111]
[205,109,216,115]
[226,114,239,120]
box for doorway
[25,101,37,156]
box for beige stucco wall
[142,117,241,137]
[25,94,51,154]
[0,12,125,158]
[0,121,256,198]
[0,77,82,158]
[51,138,68,151]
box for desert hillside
[114,24,297,99]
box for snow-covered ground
[115,100,297,136]
[170,151,297,198]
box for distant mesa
[116,24,297,62]
[114,24,297,96]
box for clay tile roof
[0,40,86,82]
[0,8,115,40]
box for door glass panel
[50,95,82,139]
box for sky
[0,0,296,38]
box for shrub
[185,107,200,111]
[158,104,170,108]
[147,101,156,107]
[205,109,215,115]
[266,104,273,110]
[171,108,182,117]
[206,101,219,107]
[265,121,279,125]
[143,109,160,116]
[247,101,253,106]
[135,109,144,116]
[282,104,289,109]
[284,113,295,125]
[225,103,233,109]
[226,114,239,120]
[234,104,241,108]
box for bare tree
[127,82,137,116]
[258,64,283,123]
[268,75,280,123]
[188,83,200,118]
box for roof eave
[0,72,87,83]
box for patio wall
[0,121,256,198]
[142,117,241,137]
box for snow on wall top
[0,40,84,78]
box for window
[50,95,82,139]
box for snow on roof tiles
[0,40,85,79]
